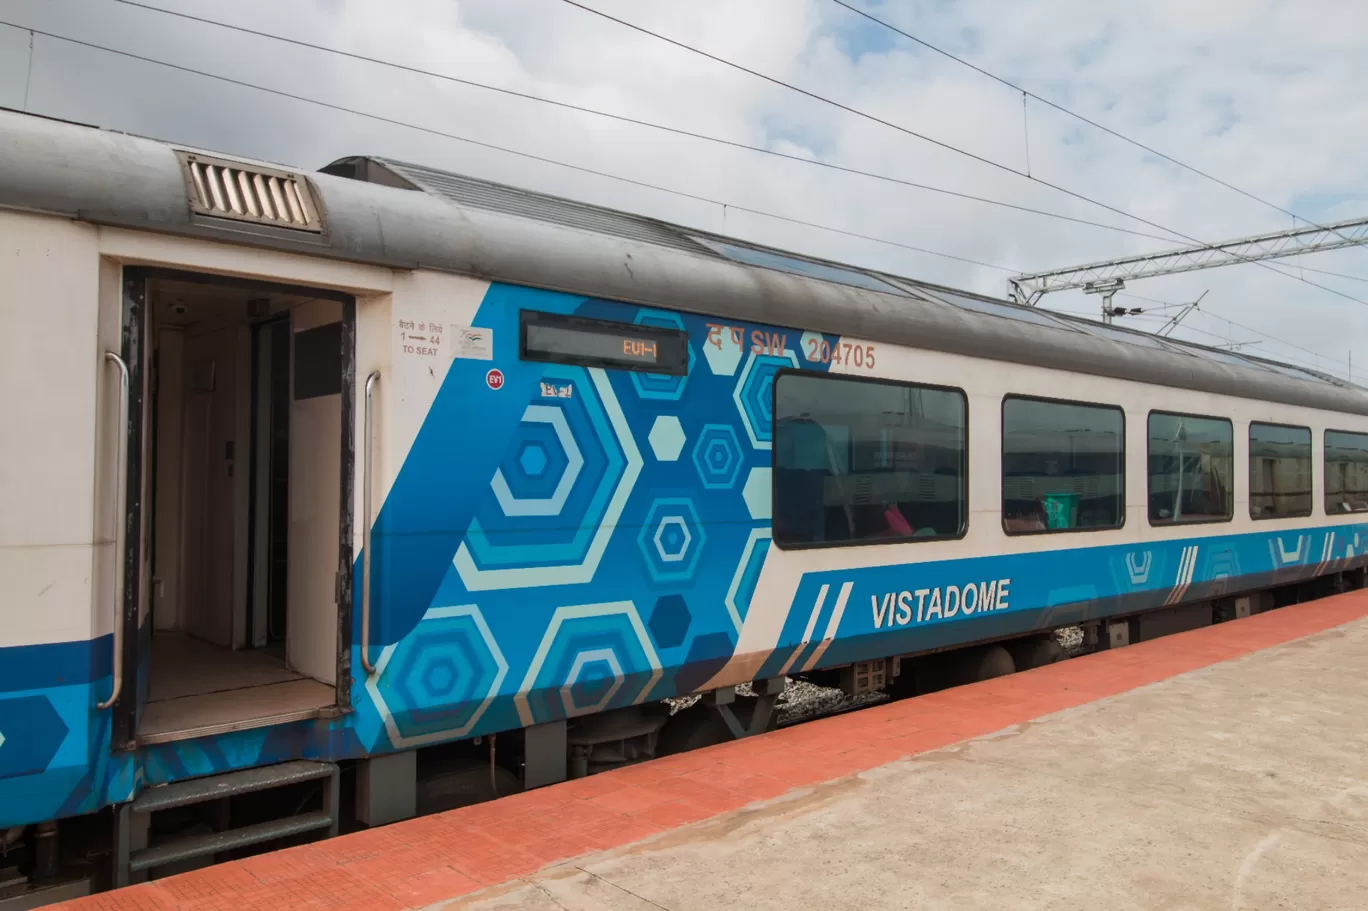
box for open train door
[106,267,357,752]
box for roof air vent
[176,151,323,232]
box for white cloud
[3,0,1365,378]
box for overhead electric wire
[4,20,1019,275]
[835,0,1368,290]
[557,0,1368,308]
[1117,292,1353,376]
[828,0,1368,253]
[105,0,1179,246]
[11,17,1351,382]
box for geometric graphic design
[631,311,695,401]
[1124,551,1153,586]
[364,604,508,749]
[691,423,743,489]
[733,349,799,449]
[742,467,772,520]
[724,528,771,633]
[647,415,686,462]
[1270,534,1311,565]
[799,581,853,673]
[13,271,1367,833]
[673,631,737,695]
[515,602,662,726]
[454,366,644,590]
[648,595,692,649]
[636,497,707,584]
[1204,546,1241,596]
[0,695,69,780]
[1163,545,1199,606]
[491,405,582,516]
[1315,532,1336,575]
[561,648,623,717]
[703,325,746,376]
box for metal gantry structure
[1009,215,1368,316]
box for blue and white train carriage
[1,107,1366,890]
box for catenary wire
[105,0,1179,246]
[101,0,1368,299]
[1116,292,1353,374]
[827,0,1368,260]
[9,21,1348,379]
[556,0,1368,308]
[5,21,1018,275]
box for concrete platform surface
[53,591,1368,911]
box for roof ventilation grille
[177,151,323,232]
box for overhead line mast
[1010,216,1368,309]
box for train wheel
[971,645,1017,681]
[1008,636,1062,671]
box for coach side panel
[0,210,117,820]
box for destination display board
[520,310,690,375]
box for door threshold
[136,678,336,745]
[137,705,331,745]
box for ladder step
[132,761,337,814]
[129,812,334,874]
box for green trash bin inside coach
[1043,491,1080,529]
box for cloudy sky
[3,0,1366,380]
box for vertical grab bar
[360,370,380,674]
[98,351,130,711]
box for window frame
[769,368,971,552]
[518,309,690,375]
[1145,409,1235,527]
[1247,420,1314,521]
[1324,427,1368,515]
[999,393,1127,537]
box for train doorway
[111,269,355,748]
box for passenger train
[1,107,1366,896]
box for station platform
[53,590,1368,911]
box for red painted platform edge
[52,590,1368,911]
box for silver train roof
[1,108,1364,417]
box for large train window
[772,371,967,549]
[519,310,689,375]
[1147,412,1233,525]
[1249,423,1313,519]
[1002,396,1124,534]
[1325,430,1368,514]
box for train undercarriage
[3,567,1364,907]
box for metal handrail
[98,351,129,711]
[360,370,380,674]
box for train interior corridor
[138,277,345,743]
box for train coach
[1,107,1366,898]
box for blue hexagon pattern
[636,497,707,584]
[648,415,686,462]
[742,467,772,520]
[365,604,508,748]
[691,423,743,490]
[515,602,662,725]
[631,311,695,401]
[648,595,692,649]
[733,349,799,449]
[518,442,549,477]
[455,364,642,590]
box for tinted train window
[1147,412,1233,524]
[772,372,967,549]
[1249,423,1313,519]
[1002,396,1124,534]
[1326,430,1368,514]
